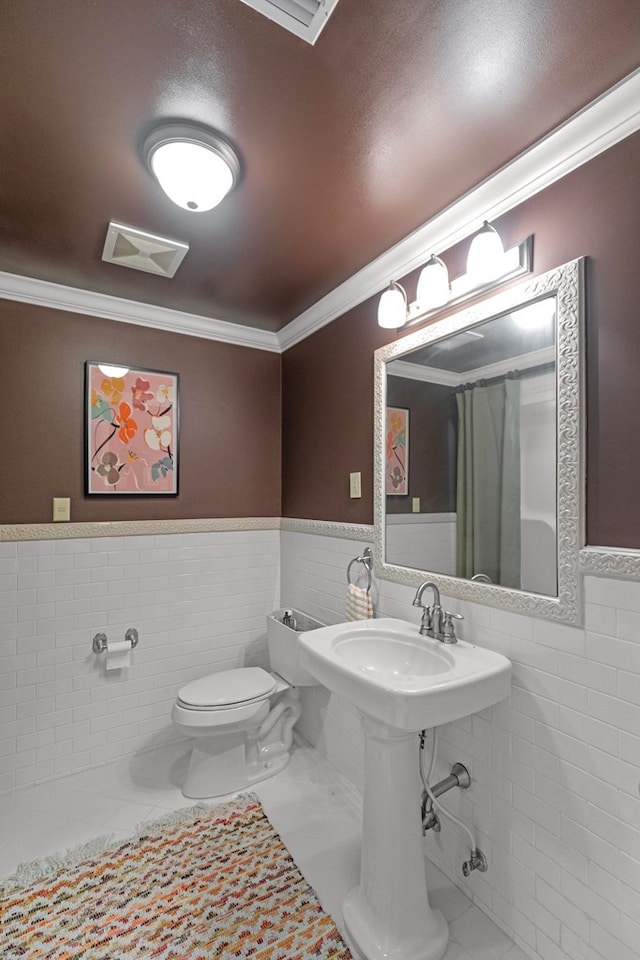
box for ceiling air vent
[101,222,189,278]
[237,0,341,44]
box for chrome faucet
[412,580,463,643]
[412,581,442,637]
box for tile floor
[0,740,528,960]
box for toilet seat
[177,666,276,710]
[172,667,290,730]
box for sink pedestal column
[343,715,448,960]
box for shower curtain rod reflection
[453,361,554,392]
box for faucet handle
[442,611,464,643]
[418,605,433,636]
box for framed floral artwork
[86,362,179,495]
[385,406,409,495]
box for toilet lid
[177,667,276,708]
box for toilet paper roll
[106,639,131,671]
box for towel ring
[347,547,373,592]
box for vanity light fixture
[377,226,532,329]
[143,123,241,212]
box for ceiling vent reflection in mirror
[237,0,341,44]
[101,222,189,278]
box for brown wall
[4,131,640,544]
[282,130,640,549]
[385,377,456,514]
[0,302,281,523]
[281,302,390,523]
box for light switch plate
[349,472,362,498]
[412,497,420,512]
[53,497,71,522]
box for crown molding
[0,271,281,353]
[388,346,556,388]
[278,67,640,351]
[387,359,459,387]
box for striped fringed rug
[0,792,352,960]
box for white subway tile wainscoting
[1,524,639,960]
[0,530,280,790]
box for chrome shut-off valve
[462,849,488,876]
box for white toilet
[171,609,323,798]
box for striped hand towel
[346,582,374,620]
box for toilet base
[181,730,292,799]
[182,735,291,798]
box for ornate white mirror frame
[373,257,586,624]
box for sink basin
[298,617,511,730]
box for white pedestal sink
[299,618,511,960]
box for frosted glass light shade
[378,283,407,329]
[145,125,240,213]
[416,255,450,309]
[466,221,505,282]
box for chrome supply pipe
[429,762,471,798]
[421,762,470,832]
[419,731,490,878]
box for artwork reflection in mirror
[385,296,557,595]
[385,406,409,495]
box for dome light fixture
[377,282,408,329]
[466,220,505,282]
[143,123,241,213]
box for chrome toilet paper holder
[92,627,139,655]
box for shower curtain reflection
[455,376,521,587]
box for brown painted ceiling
[2,1,640,333]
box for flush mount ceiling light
[143,123,241,213]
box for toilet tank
[267,609,325,686]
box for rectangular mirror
[373,258,585,624]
